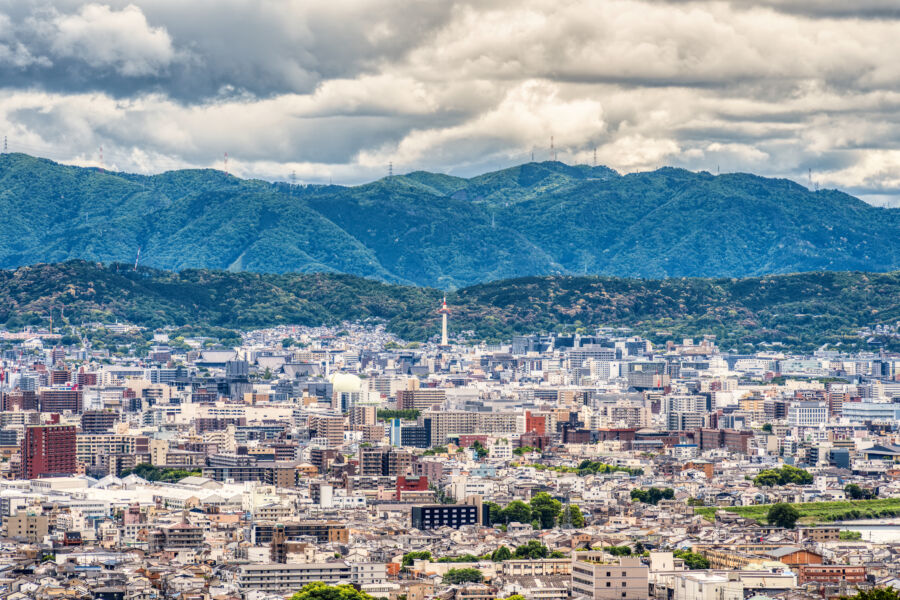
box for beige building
[4,512,50,542]
[571,553,649,600]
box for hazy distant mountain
[1,153,898,288]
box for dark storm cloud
[0,0,457,100]
[1,0,900,201]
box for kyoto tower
[438,296,450,347]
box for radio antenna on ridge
[224,152,229,175]
[550,136,555,161]
[99,146,104,172]
[388,162,393,177]
[593,148,597,167]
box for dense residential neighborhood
[0,315,898,600]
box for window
[606,582,611,587]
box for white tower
[439,296,450,347]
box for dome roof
[329,372,362,393]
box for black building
[400,418,431,448]
[411,504,486,530]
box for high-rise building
[39,389,82,413]
[396,389,446,411]
[20,425,77,479]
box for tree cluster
[487,493,577,529]
[753,465,813,487]
[630,487,675,505]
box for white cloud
[49,4,176,76]
[0,0,899,200]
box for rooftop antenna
[224,152,229,175]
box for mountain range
[1,153,899,289]
[2,261,899,352]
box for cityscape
[0,305,898,600]
[2,1,900,600]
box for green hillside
[1,153,899,288]
[2,261,899,352]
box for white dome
[329,373,362,393]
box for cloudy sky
[2,0,900,203]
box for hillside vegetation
[2,262,899,351]
[2,153,899,288]
[695,499,900,525]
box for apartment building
[571,553,649,600]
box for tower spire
[438,297,450,347]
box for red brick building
[19,425,77,479]
[798,565,866,585]
[524,411,547,435]
[39,389,82,413]
[396,475,429,500]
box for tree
[486,502,502,525]
[754,465,813,487]
[514,540,550,559]
[401,551,431,567]
[471,440,489,459]
[290,583,375,600]
[530,492,562,529]
[761,423,773,433]
[491,545,512,562]
[839,589,900,600]
[768,503,801,529]
[753,469,780,487]
[845,484,876,500]
[444,568,483,584]
[567,504,585,528]
[631,487,674,505]
[499,500,532,525]
[282,338,294,348]
[673,549,710,570]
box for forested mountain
[1,153,899,288]
[2,261,899,352]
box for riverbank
[694,498,900,525]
